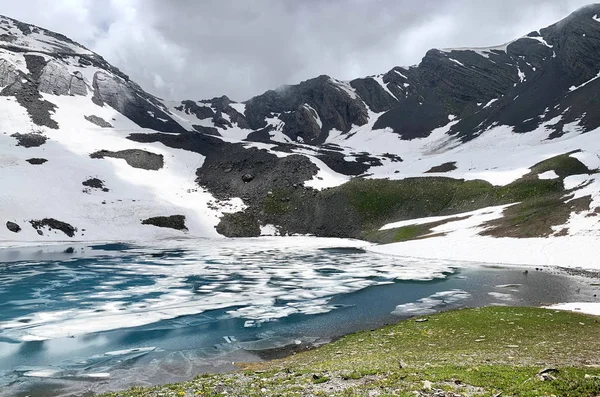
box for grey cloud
[0,0,594,101]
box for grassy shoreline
[101,306,600,397]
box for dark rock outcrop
[38,60,88,96]
[11,132,47,147]
[176,100,215,120]
[243,75,369,143]
[30,218,77,237]
[26,158,47,164]
[82,178,109,192]
[425,162,458,173]
[85,115,112,128]
[142,215,187,231]
[90,149,164,170]
[6,221,21,233]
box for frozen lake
[0,237,592,397]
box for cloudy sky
[0,0,592,101]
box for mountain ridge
[1,6,600,242]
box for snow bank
[369,235,600,270]
[546,302,600,316]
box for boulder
[6,221,21,233]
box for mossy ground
[101,307,600,397]
[360,153,596,242]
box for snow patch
[569,71,600,92]
[538,170,559,180]
[546,302,600,316]
[392,290,471,316]
[483,98,498,109]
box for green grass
[528,151,591,179]
[335,177,497,227]
[255,152,595,240]
[101,307,600,397]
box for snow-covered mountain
[2,5,600,243]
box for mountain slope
[1,7,600,243]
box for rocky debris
[26,158,47,164]
[6,221,21,233]
[92,71,185,133]
[196,144,318,201]
[536,368,559,381]
[90,149,164,170]
[30,218,77,237]
[1,79,59,129]
[215,212,260,237]
[141,215,187,231]
[126,131,370,237]
[425,162,458,173]
[11,132,47,147]
[82,178,109,192]
[84,115,112,128]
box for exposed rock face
[244,75,369,144]
[350,77,398,113]
[0,59,18,87]
[177,100,215,120]
[30,218,77,237]
[142,215,187,231]
[175,96,249,131]
[90,149,164,170]
[69,71,87,96]
[85,115,112,128]
[38,61,72,95]
[6,221,21,233]
[11,132,47,147]
[92,71,185,133]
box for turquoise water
[0,240,587,397]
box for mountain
[1,6,600,243]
